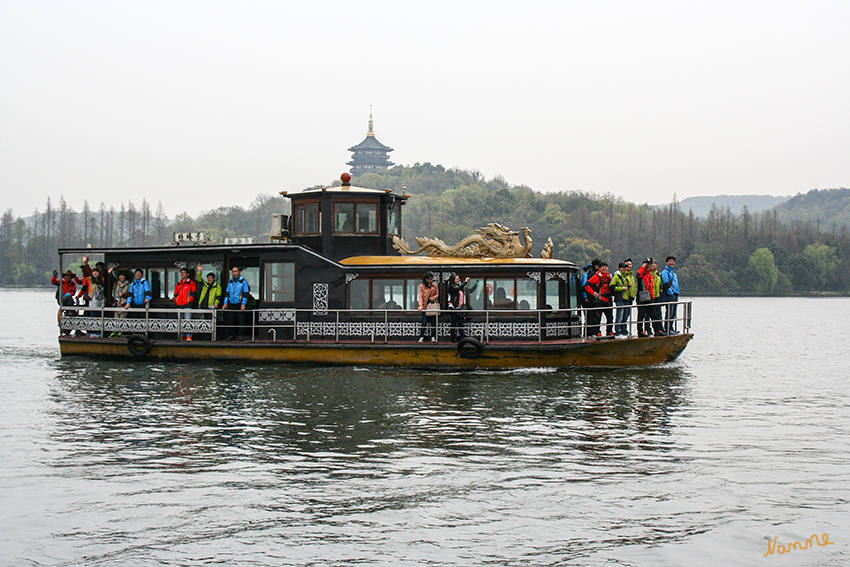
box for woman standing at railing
[447,274,470,342]
[418,272,439,343]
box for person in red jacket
[52,269,82,336]
[174,267,198,341]
[584,261,614,337]
[52,268,81,303]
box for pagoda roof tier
[348,135,393,152]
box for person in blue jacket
[223,266,250,340]
[124,268,152,315]
[661,255,680,334]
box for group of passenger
[52,258,251,341]
[581,255,680,339]
[417,272,473,343]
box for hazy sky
[2,1,848,218]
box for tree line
[1,163,847,294]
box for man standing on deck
[174,268,197,341]
[580,258,600,337]
[610,259,636,338]
[125,269,152,315]
[584,261,614,337]
[661,255,680,334]
[223,266,250,341]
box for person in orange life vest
[584,261,614,337]
[174,267,198,341]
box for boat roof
[295,185,398,195]
[340,255,578,268]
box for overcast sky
[2,0,848,218]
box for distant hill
[775,187,850,230]
[676,195,790,218]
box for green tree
[748,247,778,295]
[802,243,838,289]
[678,253,723,293]
[557,237,610,267]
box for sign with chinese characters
[223,236,256,245]
[172,231,211,245]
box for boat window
[372,279,404,309]
[166,268,181,299]
[295,203,319,235]
[546,279,560,309]
[516,278,538,310]
[356,204,378,233]
[334,203,355,233]
[465,278,485,310]
[149,269,163,300]
[489,279,515,309]
[263,262,295,302]
[349,279,369,310]
[387,204,400,235]
[405,279,419,310]
[240,267,260,298]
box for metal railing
[58,300,692,344]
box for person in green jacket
[610,259,637,337]
[196,265,222,309]
[196,264,223,340]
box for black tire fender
[127,334,152,357]
[457,337,484,359]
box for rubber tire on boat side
[457,337,484,359]
[127,334,152,357]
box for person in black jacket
[447,274,471,342]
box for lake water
[0,288,847,566]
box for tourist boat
[56,174,693,368]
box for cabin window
[516,278,537,310]
[546,279,561,309]
[334,203,355,233]
[263,262,295,302]
[333,202,378,234]
[356,204,378,233]
[405,279,419,310]
[478,277,539,310]
[488,279,514,309]
[166,268,182,299]
[387,204,401,236]
[372,279,404,309]
[349,279,369,310]
[347,277,422,310]
[465,278,485,310]
[295,203,319,235]
[149,269,163,300]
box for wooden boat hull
[58,334,693,369]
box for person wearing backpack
[584,261,614,337]
[635,258,655,337]
[610,259,636,338]
[223,266,250,341]
[661,255,680,334]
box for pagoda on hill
[347,109,394,176]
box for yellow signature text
[764,533,835,556]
